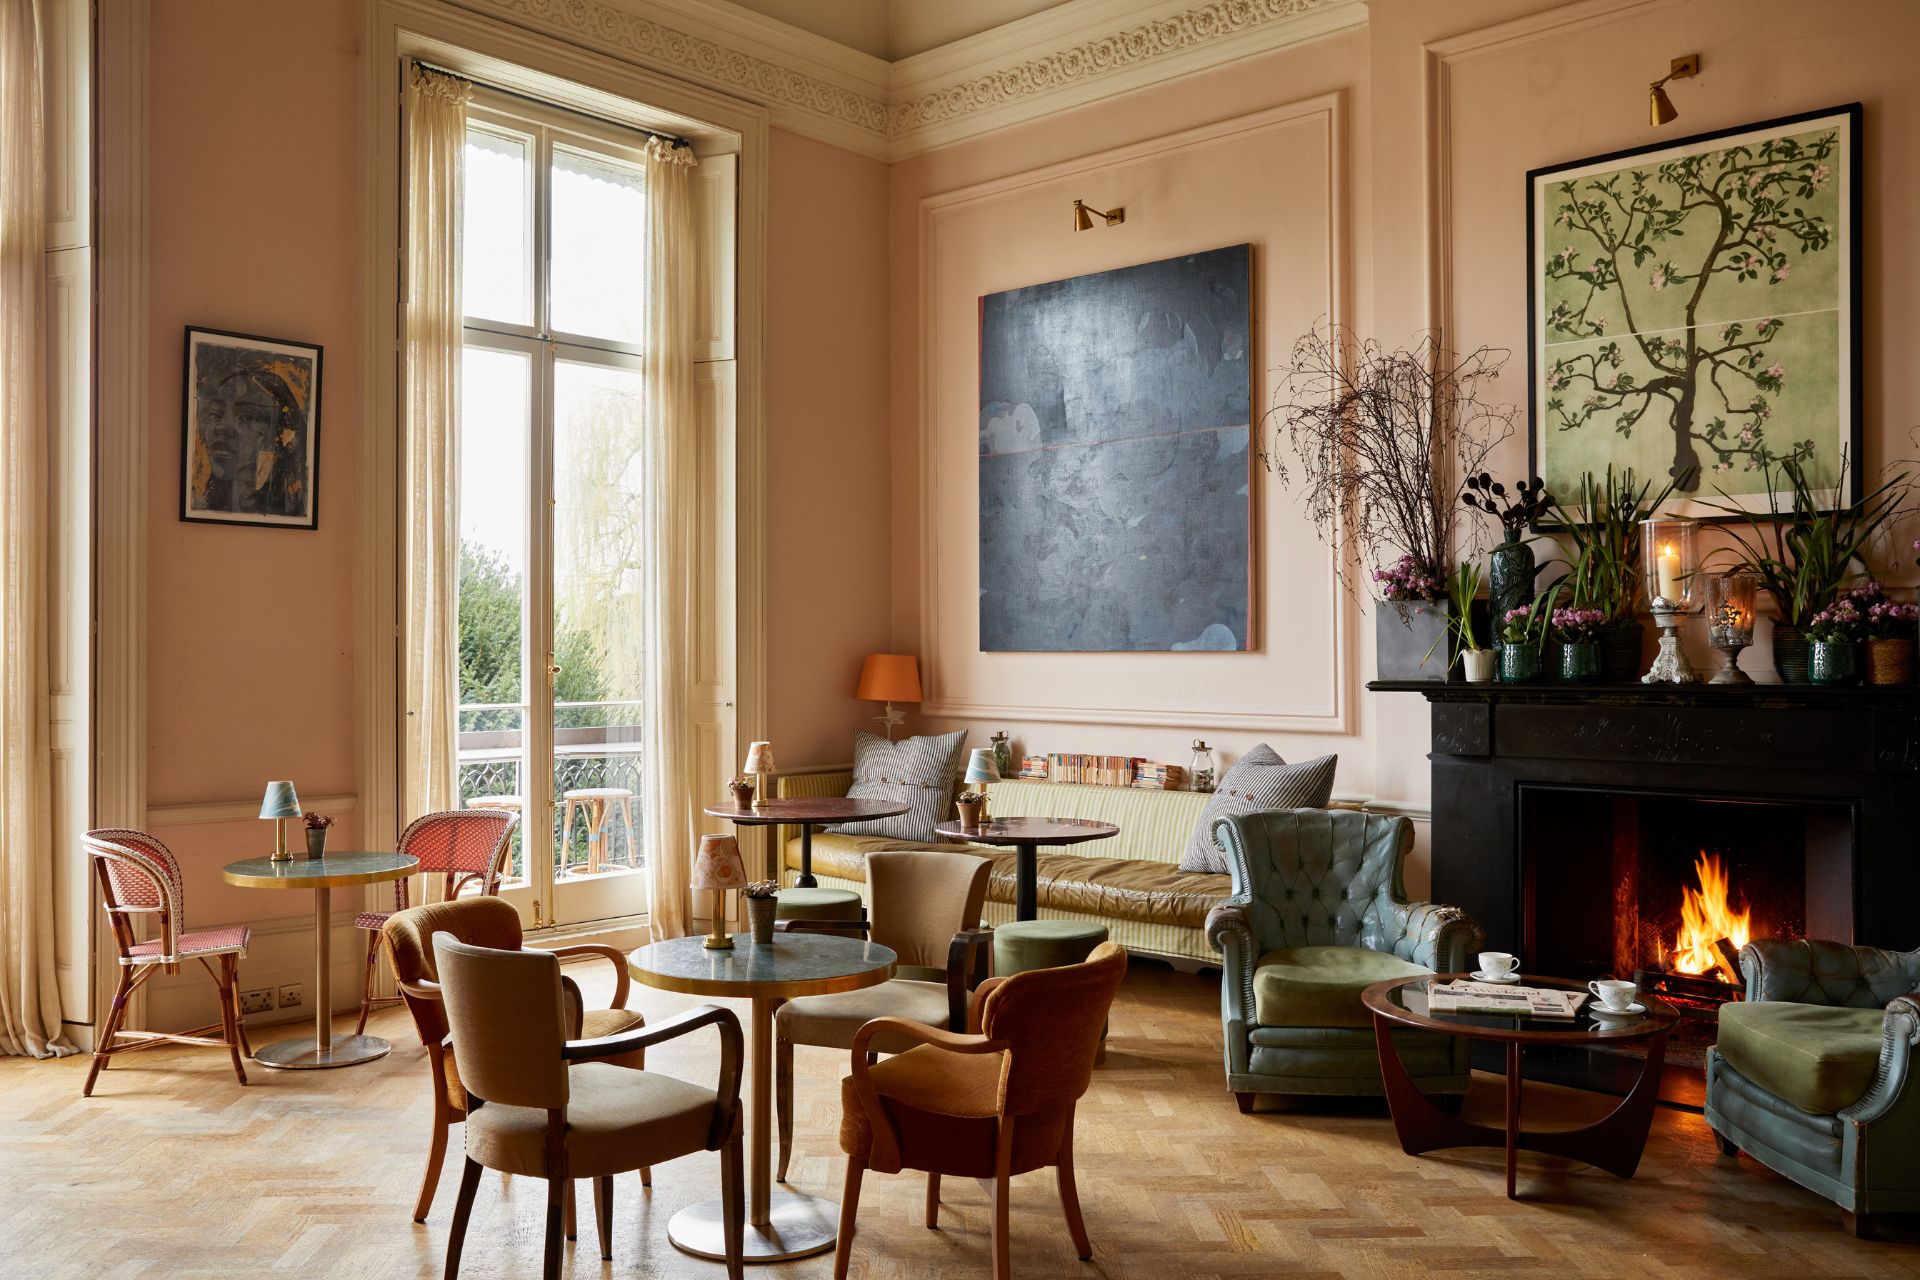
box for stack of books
[1016,754,1052,780]
[1426,980,1586,1019]
[1128,760,1186,790]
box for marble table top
[628,930,896,1000]
[222,851,419,889]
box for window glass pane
[463,127,532,326]
[551,358,647,877]
[457,345,531,878]
[550,145,647,345]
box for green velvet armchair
[1706,938,1920,1237]
[1204,810,1483,1112]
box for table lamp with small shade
[742,741,775,810]
[260,780,302,863]
[854,653,921,740]
[691,833,748,949]
[964,747,1001,822]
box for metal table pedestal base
[254,1033,392,1070]
[667,1190,839,1263]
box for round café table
[1362,974,1680,1199]
[705,797,908,889]
[934,815,1119,920]
[628,930,895,1263]
[222,852,418,1069]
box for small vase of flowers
[1551,606,1607,682]
[743,880,780,944]
[728,776,755,809]
[1805,594,1866,686]
[303,813,333,859]
[1497,605,1543,683]
[1866,594,1917,686]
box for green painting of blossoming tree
[1530,106,1857,515]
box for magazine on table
[1427,979,1586,1019]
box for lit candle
[1657,543,1680,602]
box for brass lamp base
[703,888,734,949]
[269,817,292,863]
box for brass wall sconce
[1649,53,1700,126]
[1072,199,1124,231]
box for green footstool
[774,886,864,922]
[993,919,1111,1059]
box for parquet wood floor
[3,959,1916,1279]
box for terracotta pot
[729,781,755,810]
[1868,637,1915,686]
[955,799,986,830]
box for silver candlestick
[1642,599,1698,683]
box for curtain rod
[411,58,694,150]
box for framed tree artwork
[1528,103,1860,519]
[181,326,323,529]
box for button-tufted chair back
[1740,938,1920,1008]
[1212,809,1423,960]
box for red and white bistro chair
[351,809,519,1035]
[82,829,252,1097]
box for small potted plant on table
[955,789,987,830]
[1551,605,1607,682]
[304,813,333,859]
[1805,594,1865,685]
[728,775,756,809]
[743,880,779,944]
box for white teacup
[1589,978,1638,1011]
[1477,951,1519,978]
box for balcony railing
[456,700,645,880]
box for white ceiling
[725,0,1080,61]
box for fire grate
[1634,963,1744,1022]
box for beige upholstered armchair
[433,933,747,1279]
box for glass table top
[1369,975,1681,1044]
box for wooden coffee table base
[1371,1012,1671,1199]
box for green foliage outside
[458,540,614,731]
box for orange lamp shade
[855,653,922,704]
[691,834,747,891]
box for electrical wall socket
[277,983,304,1009]
[239,989,275,1016]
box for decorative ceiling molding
[456,0,1367,160]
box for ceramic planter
[1558,641,1603,682]
[1498,645,1541,683]
[1376,599,1452,682]
[1868,638,1915,686]
[1773,622,1810,684]
[745,895,777,944]
[1809,638,1859,686]
[1459,649,1496,683]
[305,827,328,859]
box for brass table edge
[221,856,419,890]
[627,948,897,1000]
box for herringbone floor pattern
[2,960,1915,1278]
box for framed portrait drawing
[1528,103,1861,519]
[181,326,323,529]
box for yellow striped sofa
[770,772,1235,965]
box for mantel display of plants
[1527,105,1861,517]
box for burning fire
[1671,852,1751,982]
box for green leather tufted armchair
[1706,938,1920,1237]
[1204,810,1483,1112]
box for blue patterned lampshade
[259,780,302,820]
[964,748,1001,786]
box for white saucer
[1469,970,1521,984]
[1589,1001,1647,1017]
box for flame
[1671,852,1751,981]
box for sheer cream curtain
[642,139,699,941]
[400,65,471,822]
[0,0,69,1058]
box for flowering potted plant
[1864,588,1917,686]
[1551,606,1608,682]
[955,789,987,830]
[1496,605,1544,682]
[727,775,755,809]
[742,880,780,944]
[303,812,334,859]
[1551,467,1673,679]
[1804,593,1867,685]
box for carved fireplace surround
[1372,682,1920,962]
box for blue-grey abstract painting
[978,244,1252,652]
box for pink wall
[146,0,364,924]
[764,129,895,764]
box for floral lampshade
[690,834,747,891]
[259,780,302,820]
[964,748,1001,786]
[742,742,776,775]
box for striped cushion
[1179,746,1338,872]
[828,730,968,843]
[983,780,1210,867]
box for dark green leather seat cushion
[1253,945,1429,1029]
[1716,1000,1885,1114]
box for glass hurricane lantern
[1704,568,1759,685]
[1641,518,1700,684]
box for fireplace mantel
[1370,680,1920,957]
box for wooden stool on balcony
[561,787,637,875]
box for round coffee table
[933,815,1119,920]
[705,797,908,888]
[221,852,419,1068]
[628,930,896,1263]
[1361,974,1680,1199]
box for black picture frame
[1526,103,1862,523]
[180,325,323,530]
